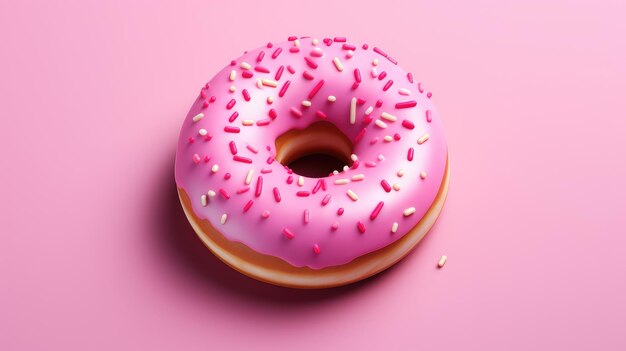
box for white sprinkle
[417,134,430,144]
[242,120,254,126]
[192,113,204,122]
[343,165,349,172]
[229,85,236,92]
[375,120,388,129]
[399,88,411,96]
[351,174,365,181]
[393,183,401,191]
[201,194,207,207]
[372,58,379,66]
[211,164,219,173]
[261,79,278,87]
[371,67,378,78]
[397,169,405,177]
[346,50,354,58]
[365,106,374,115]
[377,154,385,161]
[198,128,208,136]
[350,154,358,161]
[294,39,300,47]
[311,47,324,57]
[346,189,359,201]
[256,79,263,88]
[302,100,312,107]
[207,190,216,198]
[384,135,393,142]
[312,38,319,45]
[240,62,252,70]
[350,97,357,125]
[298,176,304,186]
[220,214,228,225]
[420,171,428,179]
[438,255,447,268]
[381,112,398,122]
[327,95,336,102]
[229,70,237,81]
[334,178,350,185]
[332,170,339,175]
[333,57,344,72]
[403,207,416,216]
[245,169,254,185]
[267,96,274,104]
[391,222,398,233]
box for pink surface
[1,0,625,349]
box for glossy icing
[175,36,447,269]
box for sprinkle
[245,169,254,185]
[313,244,320,254]
[257,51,265,62]
[266,96,274,104]
[220,214,228,225]
[354,128,366,143]
[240,62,252,70]
[403,207,416,216]
[223,173,231,180]
[378,71,388,80]
[417,134,430,144]
[243,200,254,212]
[331,222,339,230]
[372,58,379,66]
[365,161,376,167]
[350,97,357,124]
[333,57,344,72]
[375,120,388,128]
[391,222,398,233]
[384,136,393,142]
[294,39,300,47]
[304,209,310,224]
[255,176,263,197]
[298,176,305,186]
[207,190,216,198]
[427,92,432,98]
[402,120,415,130]
[233,155,252,163]
[383,80,394,91]
[328,95,336,102]
[397,169,405,177]
[426,110,433,123]
[282,228,295,239]
[236,186,250,194]
[219,188,230,199]
[343,165,349,172]
[303,71,315,80]
[396,100,417,109]
[418,82,424,93]
[229,70,236,81]
[399,88,411,96]
[200,194,207,207]
[420,171,428,179]
[381,180,391,192]
[246,145,258,154]
[286,175,293,184]
[357,221,366,233]
[346,189,358,201]
[259,79,277,88]
[373,47,387,57]
[308,80,325,99]
[289,47,300,53]
[254,66,270,74]
[408,148,414,161]
[407,72,414,83]
[304,56,318,69]
[378,154,385,161]
[371,67,378,78]
[337,208,345,215]
[272,48,283,59]
[310,47,324,57]
[268,109,277,119]
[296,191,310,197]
[241,71,253,79]
[312,38,319,45]
[392,183,401,191]
[351,174,365,181]
[370,201,384,220]
[262,210,270,218]
[229,85,236,92]
[290,107,303,117]
[346,50,354,58]
[192,113,204,122]
[273,187,281,202]
[350,154,358,161]
[302,100,312,107]
[287,65,296,74]
[192,154,201,164]
[198,128,208,136]
[227,112,238,123]
[321,194,331,206]
[353,68,362,83]
[226,99,236,110]
[241,89,251,101]
[211,164,219,173]
[364,106,374,116]
[279,80,291,97]
[312,179,324,194]
[334,178,350,185]
[275,66,284,80]
[438,255,447,268]
[381,112,398,122]
[261,168,272,174]
[316,110,327,119]
[334,37,347,42]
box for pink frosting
[175,36,447,269]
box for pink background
[2,0,625,349]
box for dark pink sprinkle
[357,221,366,234]
[267,42,273,48]
[242,89,251,101]
[230,60,237,66]
[334,37,347,42]
[373,47,387,57]
[192,154,201,164]
[308,80,325,99]
[275,66,284,80]
[288,36,297,41]
[394,133,401,141]
[426,110,433,122]
[357,97,366,105]
[302,71,315,80]
[241,71,253,78]
[188,137,195,144]
[427,92,433,98]
[362,114,374,124]
[286,175,293,184]
[209,96,216,102]
[279,80,291,97]
[229,141,237,155]
[224,126,240,133]
[289,46,300,53]
[261,168,271,173]
[316,110,327,119]
[226,99,236,109]
[243,200,254,212]
[233,155,252,163]
[255,176,263,197]
[407,148,414,161]
[396,100,417,109]
[354,68,362,83]
[257,51,265,63]
[407,72,414,83]
[312,179,323,194]
[228,111,239,123]
[201,89,207,99]
[273,187,281,202]
[378,71,387,80]
[387,56,398,65]
[304,57,318,69]
[351,82,359,90]
[418,82,424,93]
[204,134,212,141]
[321,179,327,191]
[342,44,356,51]
[224,173,231,180]
[256,119,271,126]
[290,107,302,117]
[376,99,383,107]
[272,47,283,59]
[269,108,277,119]
[369,202,384,220]
[254,65,270,73]
[354,128,366,143]
[287,65,296,74]
[236,186,250,194]
[313,244,320,254]
[351,160,360,169]
[402,120,415,129]
[381,180,392,192]
[337,208,344,215]
[323,38,332,46]
[204,156,211,163]
[321,194,331,206]
[282,228,295,239]
[219,188,230,199]
[296,191,310,197]
[202,100,209,108]
[267,156,274,164]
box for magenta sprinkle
[427,92,432,98]
[352,160,360,169]
[255,176,263,197]
[279,80,291,97]
[323,38,332,46]
[226,99,236,110]
[242,89,251,101]
[296,191,310,197]
[229,141,237,155]
[267,109,277,120]
[243,200,254,212]
[308,80,325,99]
[381,180,392,192]
[407,147,414,161]
[362,43,369,49]
[273,187,281,202]
[236,186,250,194]
[302,71,315,80]
[286,175,293,184]
[192,154,201,164]
[271,47,283,59]
[228,111,239,123]
[316,110,328,119]
[201,89,207,99]
[321,179,327,191]
[370,201,384,220]
[254,66,270,73]
[312,179,323,194]
[402,120,415,129]
[394,133,401,141]
[354,128,366,143]
[233,155,252,163]
[219,188,230,199]
[373,47,387,57]
[287,65,296,74]
[275,65,284,80]
[351,82,359,90]
[304,57,318,69]
[267,156,274,164]
[321,194,331,206]
[209,96,216,102]
[396,100,417,109]
[354,68,362,82]
[337,208,344,216]
[188,137,195,144]
[202,100,209,108]
[362,115,374,125]
[342,44,356,51]
[289,47,300,53]
[266,42,273,48]
[376,99,383,107]
[334,37,347,42]
[241,71,253,79]
[257,51,265,62]
[230,60,236,66]
[288,36,297,41]
[426,110,433,122]
[357,221,366,234]
[378,71,387,80]
[357,98,366,105]
[204,156,211,163]
[282,228,295,239]
[204,134,212,142]
[256,119,271,126]
[224,126,240,133]
[407,72,414,83]
[290,107,302,117]
[383,80,393,91]
[313,244,320,254]
[418,82,424,93]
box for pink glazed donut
[175,36,449,288]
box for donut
[175,36,449,288]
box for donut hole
[275,121,354,178]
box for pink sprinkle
[229,141,237,155]
[304,57,318,69]
[381,180,392,192]
[394,133,401,141]
[288,36,297,41]
[376,99,383,107]
[337,208,344,216]
[273,187,281,202]
[302,71,315,80]
[427,92,433,98]
[365,161,376,167]
[407,147,414,161]
[396,100,417,109]
[289,47,300,53]
[279,80,291,97]
[297,191,310,197]
[255,176,263,197]
[254,66,270,73]
[233,155,252,163]
[257,51,265,62]
[188,137,195,144]
[320,179,327,191]
[271,47,283,59]
[202,100,209,108]
[224,126,240,133]
[304,209,310,224]
[204,134,212,142]
[287,65,296,74]
[243,200,254,212]
[246,145,258,154]
[261,168,272,173]
[387,56,398,65]
[224,173,231,180]
[370,201,384,220]
[407,72,414,83]
[269,108,278,119]
[357,98,366,105]
[236,186,250,194]
[286,175,293,184]
[334,37,347,42]
[357,221,366,234]
[204,156,211,163]
[354,128,366,143]
[209,96,216,102]
[342,44,356,51]
[352,160,360,169]
[230,60,236,66]
[362,114,374,125]
[402,120,415,129]
[219,188,230,199]
[418,82,424,93]
[370,137,378,144]
[228,111,239,123]
[256,119,271,126]
[201,89,207,99]
[267,156,274,164]
[242,71,253,79]
[262,210,270,218]
[310,48,324,57]
[313,244,320,254]
[354,68,362,82]
[241,89,251,102]
[321,194,331,206]
[373,47,387,57]
[308,80,325,99]
[282,228,295,239]
[316,110,327,119]
[331,222,339,230]
[378,71,387,81]
[362,43,369,49]
[323,38,333,46]
[351,82,359,90]
[192,154,201,164]
[290,107,303,117]
[226,99,236,109]
[275,66,285,81]
[312,179,323,194]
